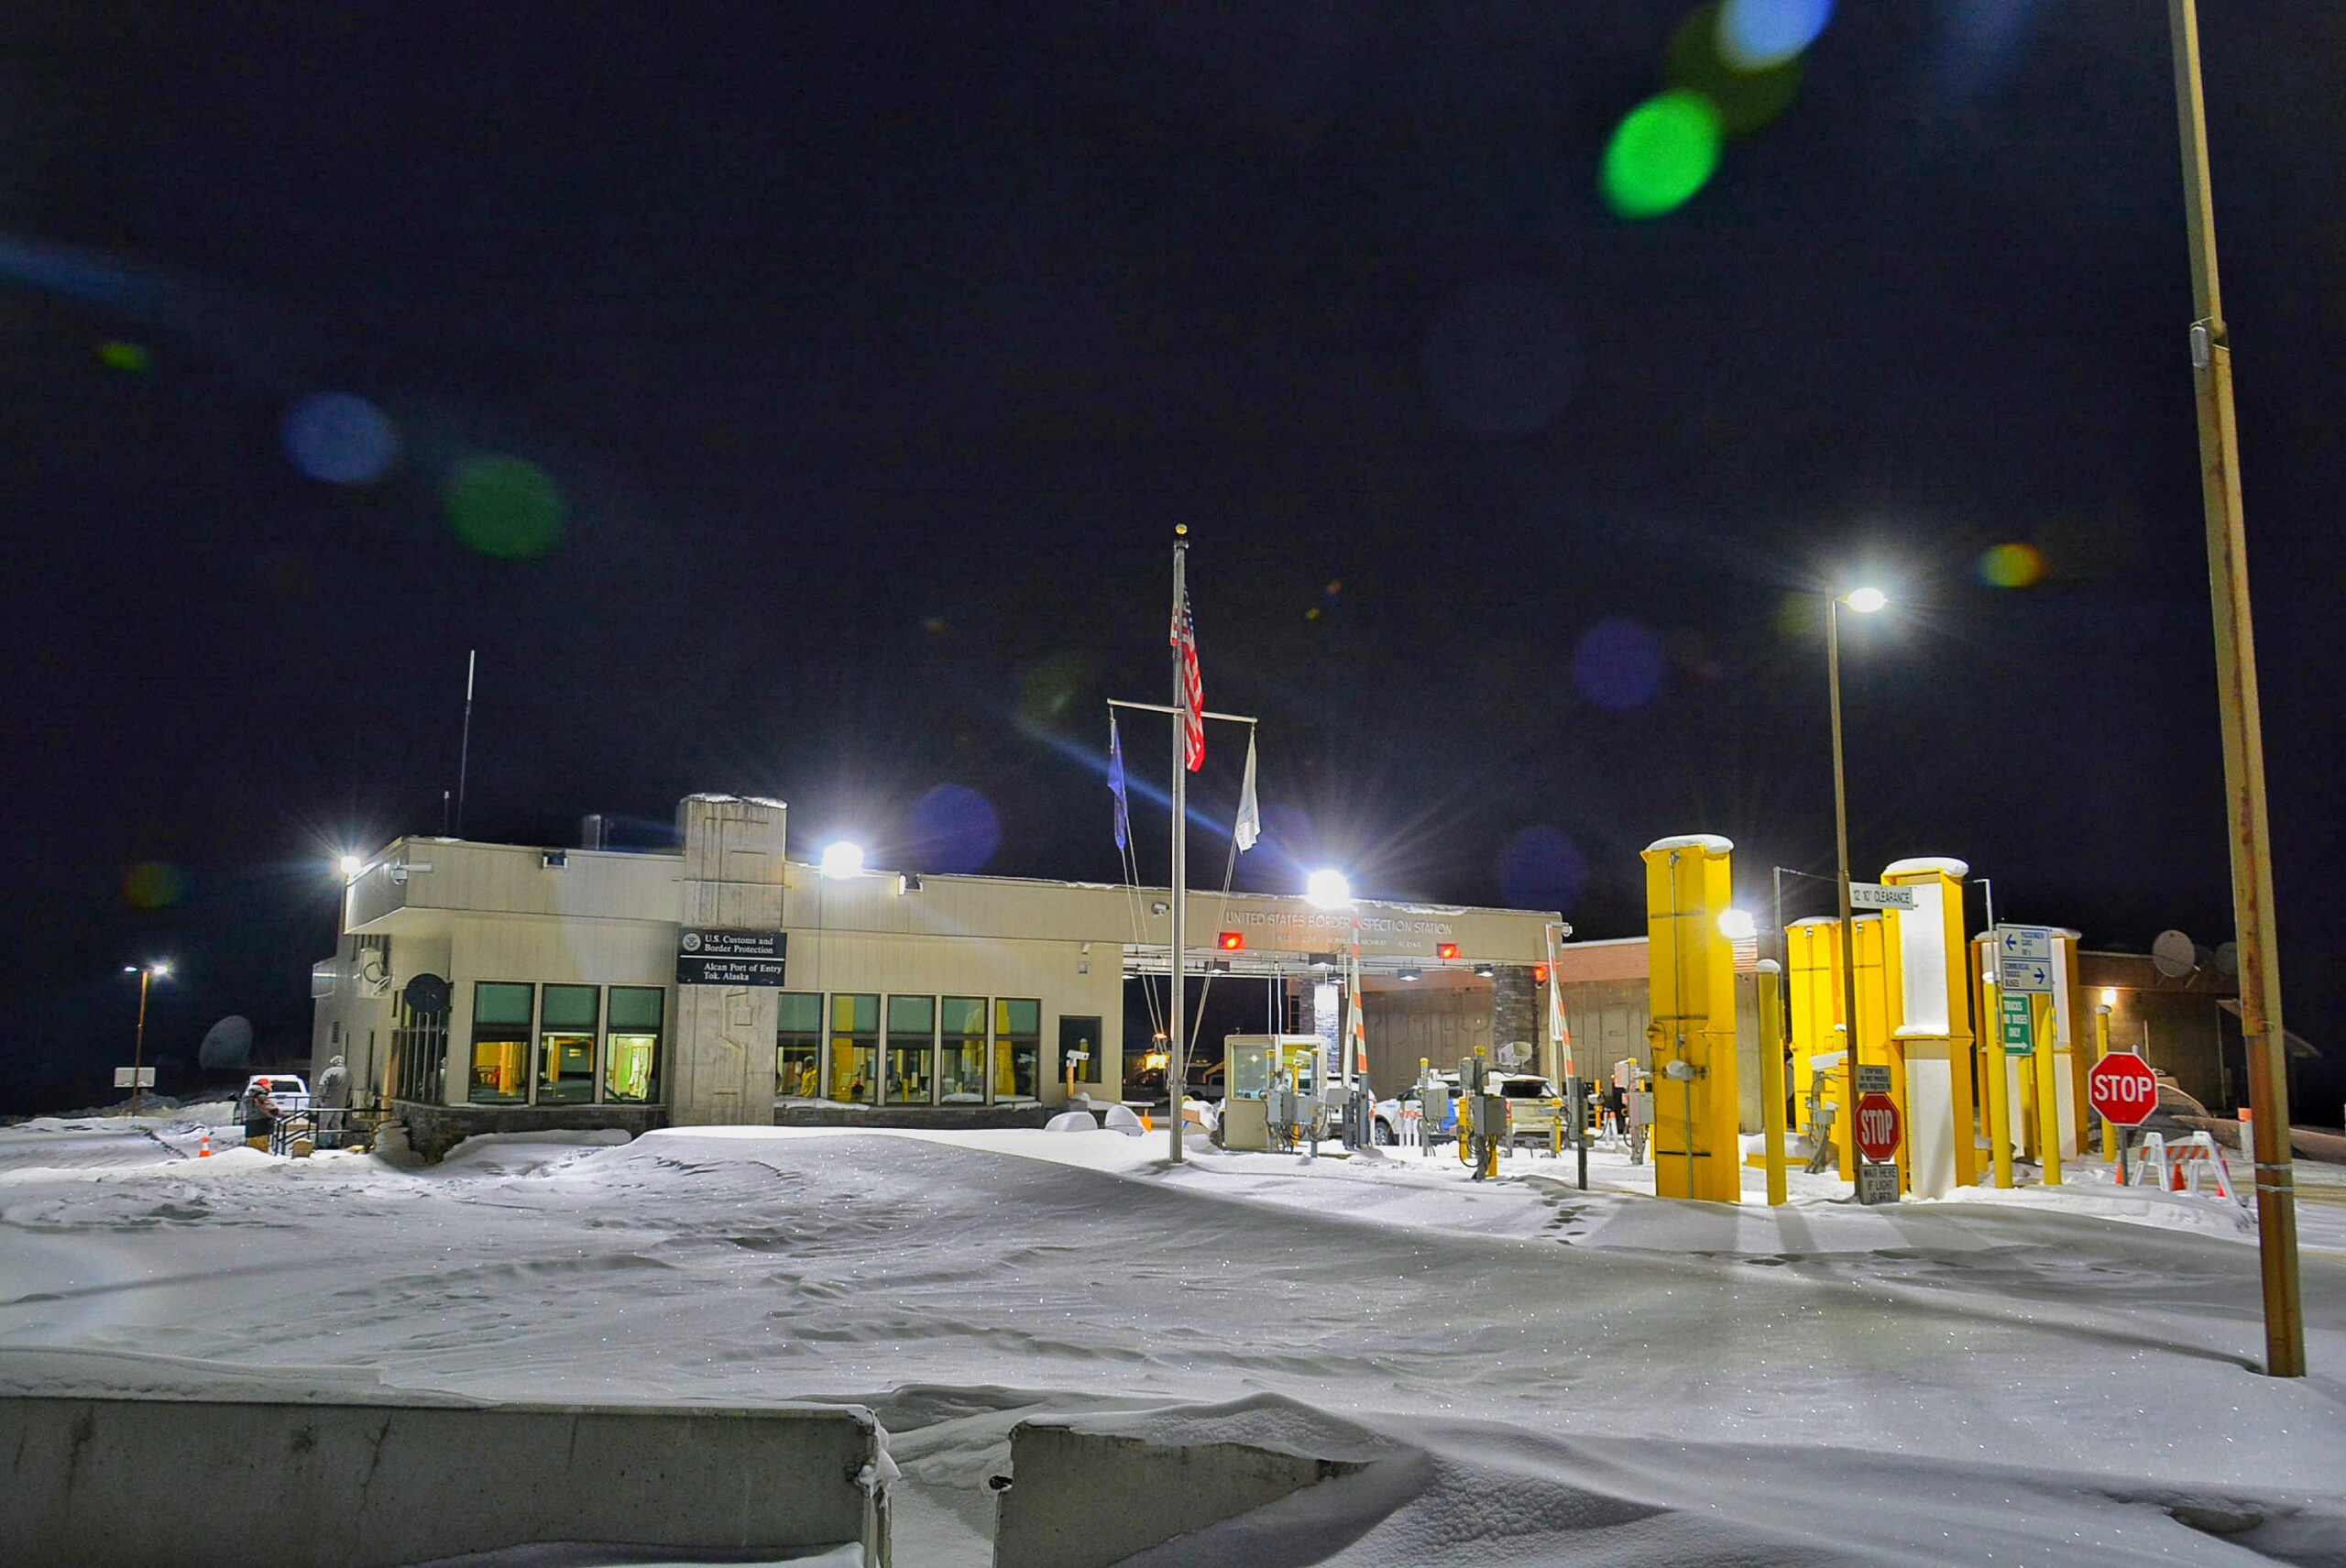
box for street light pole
[132,968,151,1116]
[1826,594,1860,1189]
[2166,0,2303,1377]
[124,962,167,1116]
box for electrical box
[1220,1096,1270,1152]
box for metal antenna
[455,650,477,836]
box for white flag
[1233,732,1261,852]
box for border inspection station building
[312,794,1564,1157]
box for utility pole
[2166,0,2303,1376]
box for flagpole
[1168,531,1189,1165]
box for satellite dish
[2215,941,2239,977]
[2151,929,2197,980]
[403,973,451,1019]
[197,1015,255,1070]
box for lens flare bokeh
[283,392,399,485]
[446,456,565,559]
[1420,276,1582,437]
[1498,826,1592,911]
[1718,0,1836,71]
[1601,91,1724,219]
[99,341,151,374]
[1978,542,2046,588]
[1669,2,1804,137]
[907,784,1002,874]
[1573,617,1666,709]
[124,861,188,909]
[1016,652,1096,731]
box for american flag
[1170,584,1204,771]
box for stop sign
[1854,1091,1902,1163]
[2088,1052,2160,1127]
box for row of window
[451,983,1044,1109]
[468,982,665,1107]
[777,992,1042,1106]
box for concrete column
[1490,965,1540,1073]
[672,795,789,1126]
[1310,978,1341,1081]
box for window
[605,987,663,1104]
[828,993,879,1104]
[885,995,936,1106]
[536,984,598,1105]
[939,996,990,1103]
[777,992,823,1099]
[470,982,533,1104]
[995,999,1041,1102]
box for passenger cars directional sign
[1995,924,2055,993]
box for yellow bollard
[1984,1005,2014,1189]
[2031,992,2063,1187]
[1758,959,1789,1206]
[2096,1005,2117,1167]
[1640,835,1741,1203]
[1785,917,1843,1135]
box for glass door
[1058,1015,1102,1096]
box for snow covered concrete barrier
[994,1398,1377,1568]
[1,1395,891,1568]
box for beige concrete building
[312,795,1563,1155]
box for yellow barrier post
[2096,1004,2117,1166]
[2059,933,2091,1155]
[1757,959,1789,1206]
[1641,834,1742,1203]
[1785,917,1843,1135]
[1974,939,2015,1190]
[2031,992,2063,1186]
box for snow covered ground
[4,1112,2344,1565]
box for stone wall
[397,1099,663,1162]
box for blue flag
[1108,714,1131,852]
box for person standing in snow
[315,1054,350,1148]
[245,1080,278,1148]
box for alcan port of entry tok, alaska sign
[676,928,787,987]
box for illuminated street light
[338,853,364,878]
[122,960,170,1117]
[1717,908,1758,941]
[1843,586,1888,614]
[819,840,866,878]
[1304,869,1352,909]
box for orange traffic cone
[199,1132,212,1158]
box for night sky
[6,3,2342,1120]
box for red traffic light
[1217,931,1245,951]
[1436,942,1460,960]
[1532,963,1550,983]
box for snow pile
[1,1118,2340,1566]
